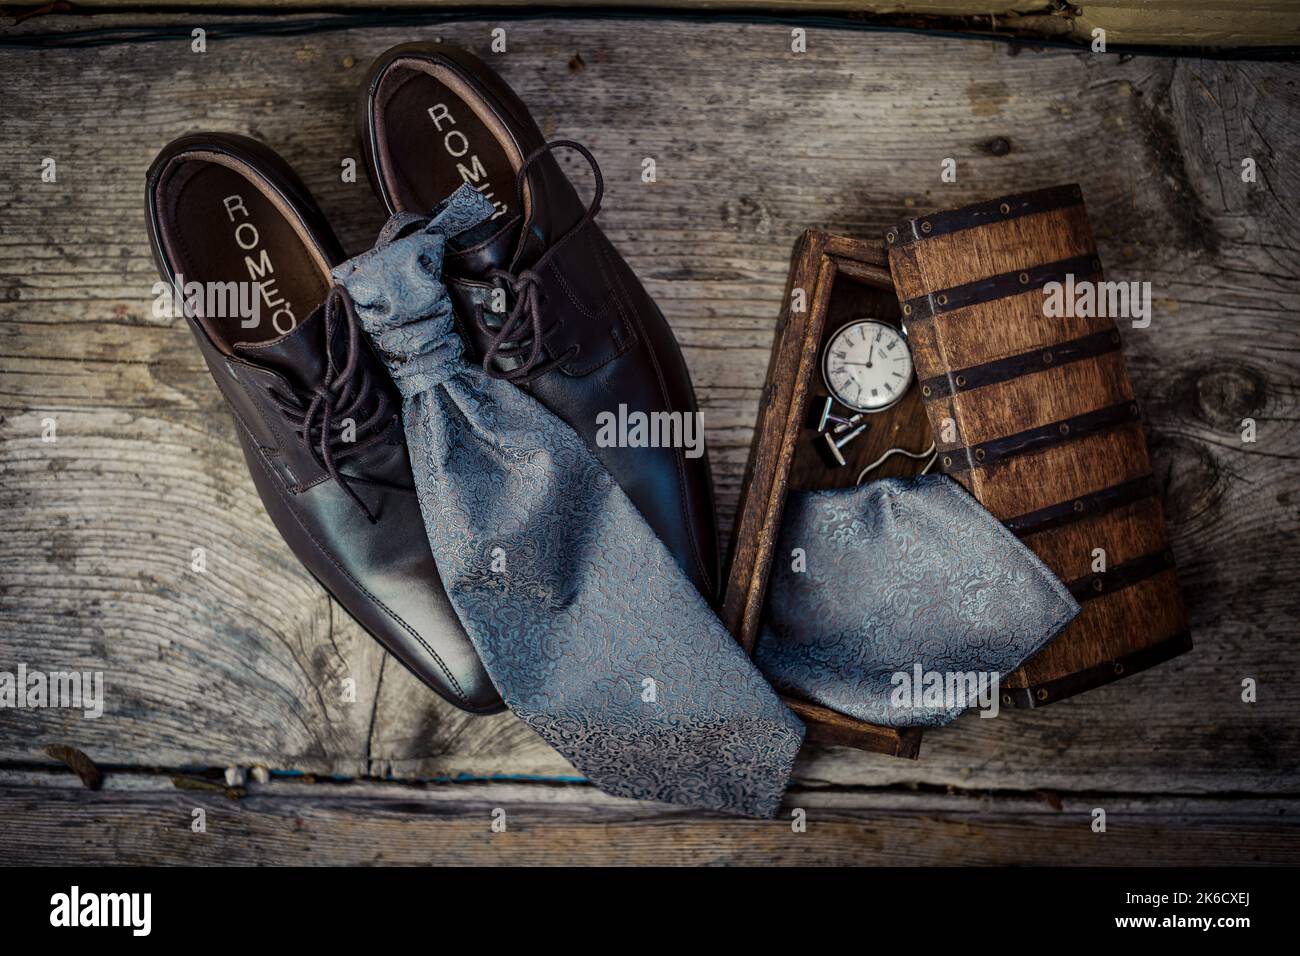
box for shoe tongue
[444,211,523,278]
[443,157,577,277]
[233,302,329,390]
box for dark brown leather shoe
[146,132,503,713]
[357,42,722,603]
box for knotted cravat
[332,184,805,819]
[756,476,1080,727]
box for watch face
[821,319,914,413]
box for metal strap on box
[899,253,1100,323]
[1002,630,1193,708]
[919,328,1123,401]
[938,400,1141,474]
[884,184,1085,249]
[1065,548,1178,603]
[1004,473,1160,538]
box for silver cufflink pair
[812,395,869,467]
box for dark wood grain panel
[12,2,1298,50]
[907,291,1116,374]
[1009,576,1188,697]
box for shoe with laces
[146,132,503,714]
[357,43,722,604]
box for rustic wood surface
[27,1,1300,50]
[1,14,1298,864]
[5,769,1299,865]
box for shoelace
[474,139,604,384]
[265,286,395,523]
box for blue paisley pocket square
[755,475,1081,727]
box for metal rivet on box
[955,374,967,387]
[1036,689,1049,701]
[920,221,932,234]
[974,448,985,462]
[1019,272,1030,284]
[1073,499,1085,513]
[937,294,948,306]
[1002,694,1012,705]
[1059,423,1070,435]
[1043,351,1054,364]
[999,202,1011,214]
[942,455,953,468]
[921,385,932,397]
[886,231,896,243]
[1113,662,1125,675]
[1092,578,1104,592]
[903,304,912,315]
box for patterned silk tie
[332,184,805,819]
[755,476,1080,727]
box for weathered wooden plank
[1,20,1297,800]
[2,770,1295,865]
[1070,5,1300,48]
[10,3,1297,49]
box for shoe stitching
[446,215,520,263]
[545,224,634,376]
[229,365,310,488]
[229,394,473,708]
[164,167,210,328]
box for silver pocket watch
[820,318,914,414]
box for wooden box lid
[885,184,1191,706]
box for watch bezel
[820,318,914,414]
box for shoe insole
[376,66,521,222]
[161,160,329,347]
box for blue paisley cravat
[331,184,805,819]
[756,476,1080,727]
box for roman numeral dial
[820,318,914,413]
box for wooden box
[885,184,1191,706]
[721,231,929,756]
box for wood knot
[1193,364,1265,429]
[1148,434,1225,530]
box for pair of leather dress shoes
[146,43,720,714]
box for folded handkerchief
[756,475,1080,727]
